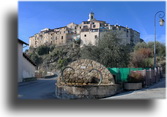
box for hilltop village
[29,12,143,48]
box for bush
[36,45,50,55]
[30,53,43,65]
[129,48,153,68]
[128,71,144,83]
[57,58,68,69]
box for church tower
[88,12,95,21]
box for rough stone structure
[57,59,115,85]
[55,59,122,99]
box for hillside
[25,43,81,74]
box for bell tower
[88,12,95,21]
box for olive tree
[81,31,130,67]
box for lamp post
[154,11,165,69]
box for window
[91,16,93,19]
[93,25,96,28]
[113,27,116,30]
[95,35,97,38]
[83,26,88,29]
[84,34,86,37]
[61,36,63,39]
[84,21,90,24]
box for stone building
[29,12,141,48]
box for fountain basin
[55,83,122,99]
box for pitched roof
[18,39,29,45]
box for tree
[134,42,148,50]
[36,45,50,55]
[81,31,130,67]
[129,48,153,68]
[135,41,165,57]
[147,41,165,57]
[130,41,166,68]
[29,53,43,66]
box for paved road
[104,78,166,99]
[18,77,57,99]
[18,76,166,99]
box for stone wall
[55,84,122,99]
[57,59,115,85]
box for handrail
[61,66,75,82]
[89,68,103,85]
[61,67,103,85]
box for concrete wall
[22,56,36,79]
[18,43,23,82]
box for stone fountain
[55,59,122,99]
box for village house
[29,12,141,48]
[18,39,36,82]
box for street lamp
[154,11,165,69]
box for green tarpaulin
[107,68,150,83]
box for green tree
[129,48,154,68]
[57,58,68,69]
[36,45,50,55]
[81,31,130,67]
[147,41,165,57]
[134,42,148,50]
[130,41,166,68]
[30,53,43,66]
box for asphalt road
[104,78,166,99]
[18,77,57,99]
[18,77,166,99]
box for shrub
[128,71,144,83]
[129,48,153,67]
[57,58,68,69]
[36,45,50,55]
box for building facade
[29,12,141,48]
[18,39,36,82]
[22,53,36,79]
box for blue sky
[18,1,166,49]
